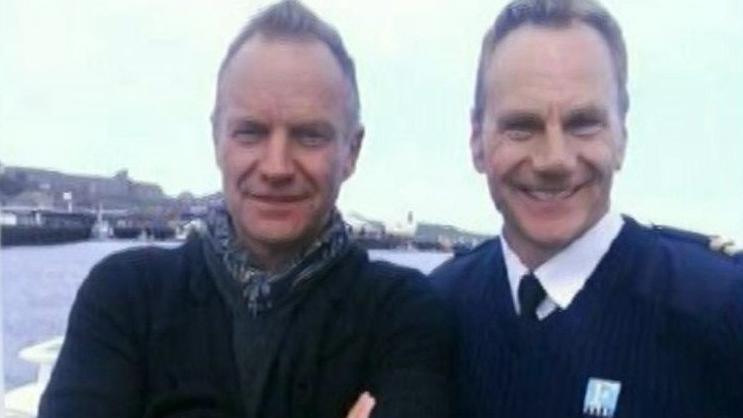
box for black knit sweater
[40,236,452,418]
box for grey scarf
[200,202,350,315]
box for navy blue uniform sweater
[431,217,743,418]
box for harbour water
[0,240,451,389]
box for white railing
[4,337,63,418]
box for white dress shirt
[500,212,624,320]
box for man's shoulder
[429,238,499,290]
[646,223,743,274]
[362,256,426,280]
[652,223,741,256]
[337,247,441,307]
[81,237,200,297]
[431,238,497,274]
[354,253,429,294]
[339,250,450,340]
[629,221,743,319]
[96,237,194,274]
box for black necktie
[518,272,546,320]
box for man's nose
[259,133,294,182]
[531,126,577,175]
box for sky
[1,0,742,240]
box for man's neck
[237,220,331,275]
[506,237,559,271]
[240,238,312,275]
[503,212,611,271]
[500,212,625,317]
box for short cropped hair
[212,0,360,127]
[472,0,628,125]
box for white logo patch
[583,377,621,417]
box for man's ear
[211,114,223,169]
[615,124,628,171]
[470,109,486,173]
[342,125,364,179]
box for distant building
[414,222,490,250]
[0,166,167,210]
[345,211,385,239]
[346,210,491,251]
[6,190,55,208]
[386,210,417,239]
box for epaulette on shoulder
[652,224,743,258]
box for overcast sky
[2,0,742,240]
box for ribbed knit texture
[40,236,453,418]
[432,217,743,418]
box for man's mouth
[247,193,307,203]
[518,182,586,202]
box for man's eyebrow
[563,105,609,122]
[290,120,337,135]
[496,111,544,129]
[225,116,263,128]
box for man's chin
[530,234,574,253]
[241,226,306,246]
[523,221,588,251]
[231,207,330,254]
[506,215,584,250]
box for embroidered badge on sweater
[583,378,621,417]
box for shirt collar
[501,212,624,312]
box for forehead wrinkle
[490,61,614,107]
[216,35,355,127]
[214,35,354,124]
[495,23,616,79]
[223,88,342,123]
[220,71,347,116]
[485,23,618,116]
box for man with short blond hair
[40,2,451,417]
[432,0,743,417]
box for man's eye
[567,120,603,137]
[232,127,265,143]
[295,129,331,147]
[503,128,534,141]
[499,118,540,141]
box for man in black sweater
[431,0,743,417]
[39,2,451,417]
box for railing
[4,337,63,418]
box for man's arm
[714,275,743,417]
[365,271,453,418]
[38,255,145,418]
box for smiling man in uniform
[431,0,743,417]
[40,2,451,417]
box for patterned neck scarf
[200,201,350,316]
